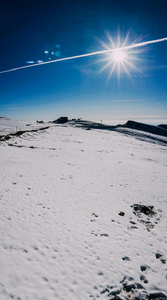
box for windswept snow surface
[0,123,167,300]
[0,117,49,137]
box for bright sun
[112,49,127,62]
[98,31,139,79]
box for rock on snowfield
[0,124,167,300]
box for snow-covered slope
[0,123,167,300]
[0,117,49,137]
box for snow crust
[0,121,167,299]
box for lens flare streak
[0,37,166,74]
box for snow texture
[0,118,167,300]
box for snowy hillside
[0,120,167,300]
[0,117,49,137]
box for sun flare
[112,49,127,62]
[98,31,141,79]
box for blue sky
[0,0,167,124]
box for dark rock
[156,253,166,264]
[101,288,109,294]
[92,213,98,217]
[100,233,109,237]
[140,275,148,284]
[100,276,166,300]
[135,283,144,290]
[129,221,136,224]
[132,204,156,216]
[120,276,134,284]
[98,271,104,276]
[148,292,167,299]
[108,289,121,296]
[42,277,49,281]
[123,281,144,293]
[122,256,130,261]
[156,253,162,259]
[119,211,125,216]
[140,265,149,272]
[123,283,136,292]
[160,258,166,264]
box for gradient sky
[0,0,167,124]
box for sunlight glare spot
[98,32,141,80]
[112,49,126,62]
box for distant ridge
[71,119,167,138]
[122,120,167,137]
[158,124,167,130]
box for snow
[0,119,167,300]
[0,117,48,137]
